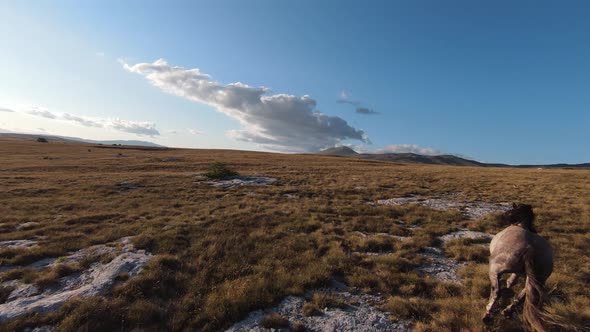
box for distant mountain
[83,139,165,147]
[0,133,165,148]
[359,152,489,167]
[318,146,359,156]
[317,146,589,169]
[514,163,590,169]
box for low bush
[0,284,15,304]
[203,162,239,180]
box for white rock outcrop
[206,176,277,188]
[376,196,511,220]
[0,238,151,322]
[226,293,410,332]
[0,240,38,249]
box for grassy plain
[1,138,589,331]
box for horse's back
[490,225,528,255]
[489,226,530,273]
[490,225,553,279]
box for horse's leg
[506,273,519,289]
[483,270,502,324]
[502,287,526,317]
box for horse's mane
[501,203,537,233]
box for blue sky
[1,1,589,164]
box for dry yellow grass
[0,138,589,331]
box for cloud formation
[62,113,102,128]
[0,108,14,113]
[29,108,57,119]
[355,107,378,115]
[375,144,441,155]
[27,109,160,136]
[108,119,159,136]
[122,59,367,152]
[337,91,378,115]
[188,129,203,135]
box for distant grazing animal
[483,204,553,331]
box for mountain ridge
[0,133,164,148]
[318,147,590,169]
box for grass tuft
[0,284,15,304]
[259,312,289,329]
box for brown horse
[482,204,554,331]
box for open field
[1,139,589,331]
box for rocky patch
[376,196,511,220]
[226,291,410,332]
[416,247,466,283]
[0,240,38,249]
[15,222,41,231]
[0,238,151,322]
[438,229,493,243]
[352,231,410,242]
[416,229,493,283]
[206,176,277,188]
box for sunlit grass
[0,139,589,331]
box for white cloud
[0,107,14,113]
[188,129,203,135]
[375,144,441,155]
[29,108,57,119]
[122,59,367,152]
[63,113,103,128]
[27,109,160,137]
[107,118,159,136]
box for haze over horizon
[1,1,589,164]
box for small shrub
[36,137,48,143]
[0,285,15,304]
[303,290,355,316]
[259,312,289,328]
[34,264,82,289]
[444,239,489,263]
[126,299,165,327]
[432,282,462,299]
[302,302,322,316]
[309,292,347,309]
[358,237,394,253]
[57,297,126,331]
[291,320,306,332]
[0,268,38,283]
[294,217,321,233]
[114,272,129,282]
[204,162,239,180]
[381,296,438,321]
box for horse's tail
[523,246,547,332]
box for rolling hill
[0,133,164,148]
[318,146,589,169]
